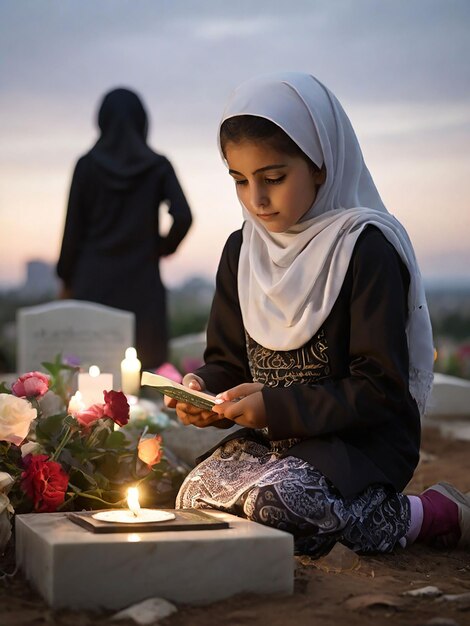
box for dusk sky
[1,0,469,288]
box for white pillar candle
[120,347,142,397]
[78,366,113,406]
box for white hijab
[219,72,434,415]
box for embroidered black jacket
[194,226,421,498]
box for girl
[167,72,469,556]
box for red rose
[138,434,163,467]
[103,390,129,427]
[21,454,69,512]
[12,371,50,398]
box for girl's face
[225,140,325,233]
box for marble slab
[16,510,294,610]
[17,300,134,387]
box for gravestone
[17,300,134,387]
[16,510,293,609]
[425,372,470,418]
[169,331,206,373]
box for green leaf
[0,381,12,394]
[104,431,127,449]
[68,467,100,491]
[35,413,68,443]
[58,447,94,476]
[41,353,76,377]
[64,415,77,428]
[41,354,79,405]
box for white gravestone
[17,300,134,388]
[425,373,470,418]
[16,510,294,609]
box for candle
[120,347,141,397]
[91,486,176,523]
[78,366,113,406]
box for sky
[1,0,470,288]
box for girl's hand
[164,373,222,428]
[212,382,267,429]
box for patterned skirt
[176,435,410,557]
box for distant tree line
[431,313,470,342]
[167,278,213,338]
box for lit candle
[78,366,113,406]
[91,486,176,524]
[120,347,141,397]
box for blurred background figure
[57,88,193,370]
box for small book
[141,371,218,411]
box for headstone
[425,373,470,418]
[17,300,134,388]
[16,510,294,609]
[169,332,206,372]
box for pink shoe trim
[425,482,470,549]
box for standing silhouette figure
[57,88,192,369]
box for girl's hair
[220,115,322,172]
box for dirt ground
[1,425,470,626]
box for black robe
[57,89,192,369]
[194,226,421,498]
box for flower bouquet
[0,356,187,554]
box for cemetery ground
[1,424,470,626]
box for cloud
[193,16,280,41]
[1,0,469,284]
[348,102,470,139]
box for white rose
[0,393,37,446]
[0,493,13,553]
[0,472,14,493]
[20,441,42,458]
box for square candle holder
[16,509,294,610]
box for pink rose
[75,404,105,427]
[103,391,129,427]
[155,362,183,383]
[12,371,50,398]
[138,434,163,467]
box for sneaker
[420,482,470,549]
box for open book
[141,372,218,411]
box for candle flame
[89,365,101,377]
[127,487,141,517]
[68,390,86,417]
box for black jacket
[194,226,421,498]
